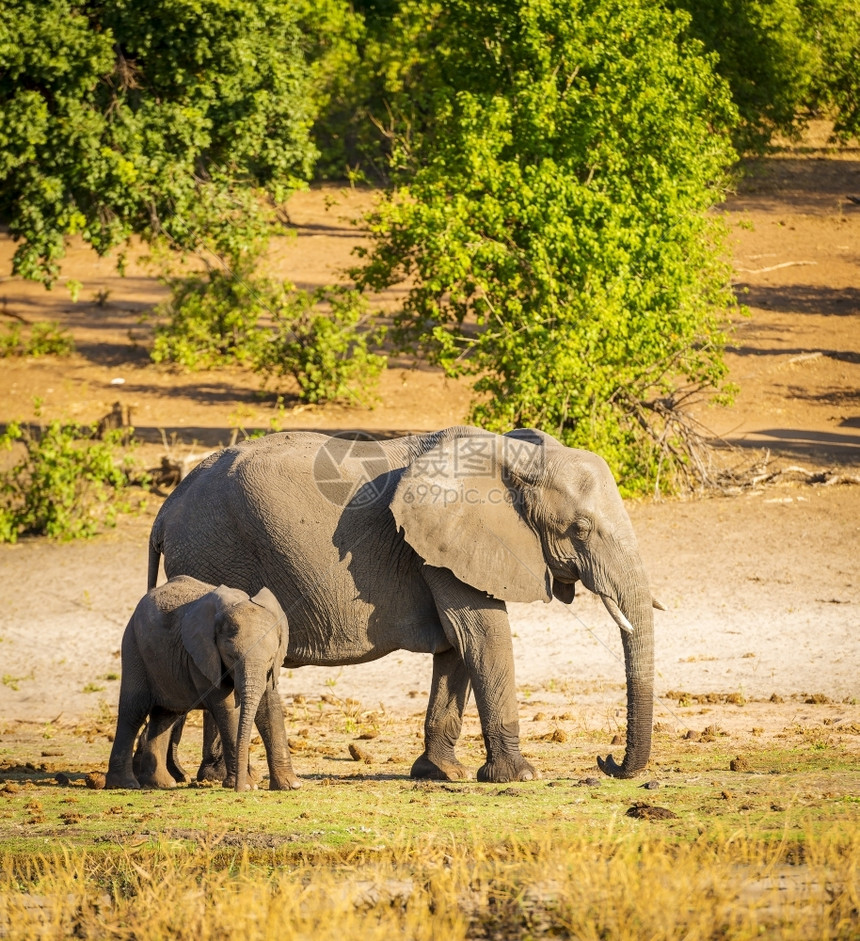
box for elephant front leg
[207,696,241,789]
[411,647,473,781]
[423,566,538,784]
[255,687,302,790]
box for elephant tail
[147,529,162,591]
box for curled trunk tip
[597,752,643,779]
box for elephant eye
[572,517,593,541]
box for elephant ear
[251,587,288,680]
[250,586,282,621]
[179,591,226,688]
[180,585,248,687]
[391,433,552,603]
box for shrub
[669,0,817,152]
[150,266,386,406]
[0,411,148,542]
[256,287,387,405]
[0,0,318,284]
[800,0,860,141]
[150,263,271,370]
[0,320,74,357]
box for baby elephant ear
[179,592,225,688]
[391,432,552,603]
[251,587,288,681]
[250,586,282,621]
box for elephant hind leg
[197,710,227,783]
[166,715,190,784]
[137,707,183,788]
[106,692,151,789]
[411,647,473,781]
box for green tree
[0,0,319,284]
[800,0,860,140]
[354,0,738,492]
[668,0,816,152]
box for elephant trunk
[597,577,654,779]
[234,660,268,793]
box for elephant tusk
[601,595,634,634]
[652,597,666,611]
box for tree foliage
[668,0,815,151]
[353,0,738,491]
[0,0,319,283]
[668,0,860,150]
[800,0,860,140]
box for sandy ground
[0,124,858,752]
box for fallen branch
[735,260,817,274]
[626,396,860,497]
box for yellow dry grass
[2,824,857,940]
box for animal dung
[626,803,678,821]
[348,743,373,763]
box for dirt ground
[0,124,858,773]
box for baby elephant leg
[166,715,191,784]
[136,707,184,788]
[197,711,227,783]
[106,695,149,789]
[254,688,302,790]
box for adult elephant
[148,426,656,783]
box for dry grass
[1,825,858,940]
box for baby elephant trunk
[234,659,268,793]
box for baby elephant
[106,575,299,792]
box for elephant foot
[105,773,140,790]
[410,753,473,781]
[222,763,261,790]
[197,756,227,783]
[222,775,257,791]
[138,768,178,789]
[477,757,539,783]
[269,772,303,790]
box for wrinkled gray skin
[149,427,656,783]
[106,576,298,792]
